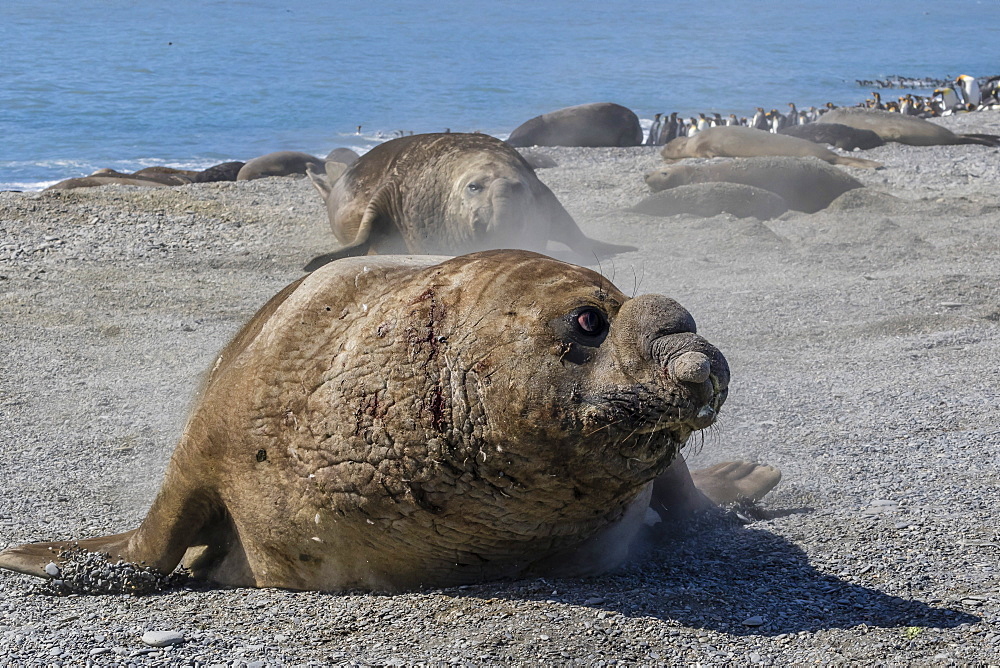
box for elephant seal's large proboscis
[660,126,883,169]
[305,133,634,270]
[0,250,778,593]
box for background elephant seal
[779,122,885,151]
[630,182,789,220]
[132,166,200,184]
[660,126,883,169]
[506,102,643,148]
[325,147,361,165]
[818,107,1000,147]
[0,250,778,593]
[305,132,635,269]
[192,161,246,183]
[645,156,864,214]
[45,172,177,190]
[237,151,325,180]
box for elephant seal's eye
[467,182,482,193]
[569,307,608,344]
[576,309,603,334]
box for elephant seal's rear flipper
[0,530,136,578]
[538,181,637,259]
[302,181,400,271]
[0,471,221,591]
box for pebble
[140,630,185,647]
[742,616,765,627]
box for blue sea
[2,0,997,190]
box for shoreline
[6,80,998,192]
[1,111,999,664]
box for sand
[1,112,998,665]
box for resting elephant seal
[630,182,789,220]
[305,132,634,269]
[645,156,864,214]
[45,172,178,190]
[192,161,246,183]
[506,102,644,148]
[818,108,1000,147]
[0,250,779,593]
[660,126,882,169]
[237,151,325,180]
[778,123,885,151]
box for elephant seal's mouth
[583,371,727,466]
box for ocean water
[2,0,997,190]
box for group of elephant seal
[660,126,883,170]
[0,250,780,592]
[305,132,635,270]
[43,147,355,191]
[45,162,247,190]
[2,113,787,595]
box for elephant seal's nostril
[668,351,712,384]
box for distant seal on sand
[630,182,789,220]
[506,102,644,148]
[45,163,245,190]
[237,151,325,180]
[645,156,864,213]
[325,147,360,165]
[132,166,200,183]
[305,132,635,269]
[0,250,779,592]
[818,107,1000,147]
[779,123,885,151]
[191,161,245,183]
[660,126,883,169]
[45,173,178,190]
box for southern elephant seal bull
[506,102,644,148]
[645,156,865,214]
[660,126,883,169]
[0,250,779,593]
[778,123,885,151]
[237,151,325,180]
[305,132,635,270]
[818,107,1000,147]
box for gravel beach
[1,112,999,666]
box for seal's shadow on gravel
[453,512,978,635]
